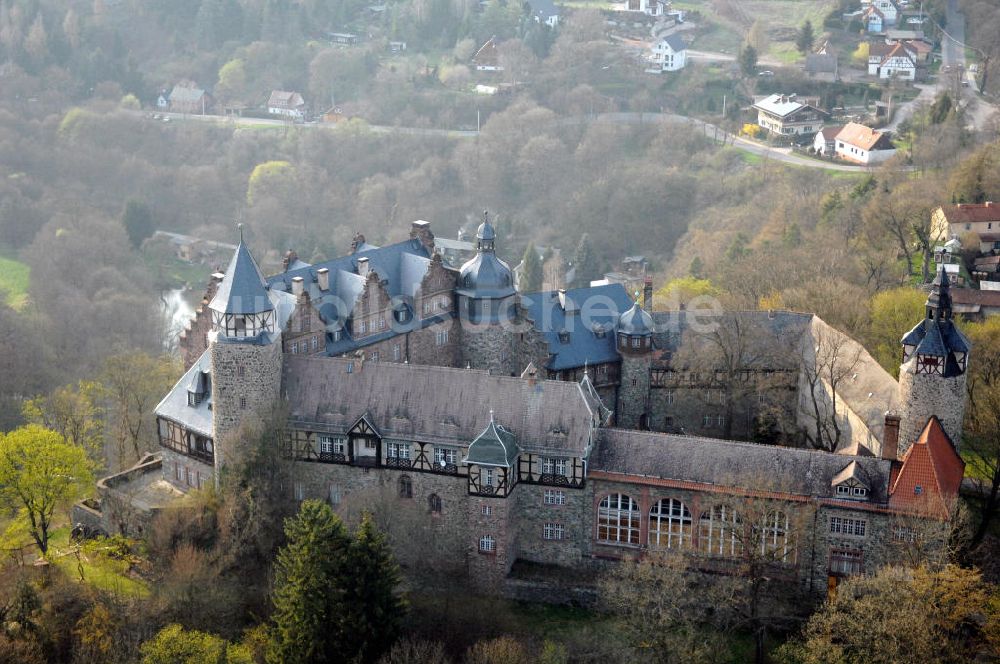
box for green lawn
[0,254,29,310]
[47,527,151,598]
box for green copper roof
[464,415,519,467]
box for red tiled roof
[939,202,1000,224]
[881,41,915,65]
[819,125,843,140]
[835,122,894,151]
[889,417,964,518]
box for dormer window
[916,354,943,375]
[835,483,869,500]
[558,330,570,344]
[187,391,203,407]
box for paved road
[142,109,874,172]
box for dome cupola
[617,300,654,353]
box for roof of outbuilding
[519,284,634,371]
[592,428,894,502]
[283,355,597,455]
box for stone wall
[616,355,650,429]
[210,336,284,472]
[514,483,591,567]
[159,446,214,491]
[461,324,518,376]
[897,358,966,454]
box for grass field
[47,527,151,598]
[0,254,29,310]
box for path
[685,49,785,68]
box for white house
[647,34,687,72]
[267,91,307,120]
[528,0,560,27]
[813,125,842,155]
[872,0,899,25]
[624,0,666,16]
[871,42,916,80]
[752,93,828,136]
[863,5,884,32]
[833,122,896,164]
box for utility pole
[722,93,727,119]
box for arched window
[597,494,640,545]
[398,475,413,499]
[428,493,442,514]
[698,505,741,557]
[648,499,692,548]
[757,511,793,562]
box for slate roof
[527,0,559,20]
[519,284,634,371]
[268,90,304,108]
[806,53,838,73]
[901,268,969,374]
[169,85,206,104]
[210,241,274,315]
[464,418,520,467]
[283,355,598,456]
[155,351,214,437]
[592,428,894,502]
[661,34,686,53]
[618,301,654,337]
[458,251,515,298]
[950,288,1000,309]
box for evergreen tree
[268,500,352,664]
[688,255,704,279]
[739,45,758,77]
[342,512,405,663]
[520,243,543,293]
[795,20,814,54]
[121,199,155,249]
[573,233,599,287]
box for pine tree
[520,243,543,293]
[795,20,814,54]
[573,233,599,287]
[267,500,351,664]
[122,199,155,249]
[342,512,405,663]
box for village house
[267,90,307,120]
[833,122,896,164]
[647,34,687,72]
[863,5,886,32]
[752,94,828,137]
[805,52,839,80]
[623,0,666,16]
[931,202,1000,249]
[527,0,560,27]
[949,287,1000,318]
[868,41,916,80]
[813,125,843,156]
[166,84,211,114]
[473,37,503,72]
[871,0,899,25]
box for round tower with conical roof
[458,212,517,374]
[616,298,654,429]
[209,229,286,477]
[897,266,970,457]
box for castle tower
[616,299,654,429]
[458,212,517,374]
[208,232,286,477]
[897,266,970,456]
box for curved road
[142,109,874,173]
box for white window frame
[434,447,457,465]
[543,523,565,540]
[544,489,566,505]
[479,535,495,553]
[597,493,640,545]
[648,498,692,549]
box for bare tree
[800,325,864,453]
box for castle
[79,217,969,596]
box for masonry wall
[897,358,966,455]
[462,324,518,376]
[616,354,650,429]
[159,447,214,491]
[514,483,591,567]
[210,336,284,473]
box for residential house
[625,0,665,16]
[863,5,885,32]
[973,255,1000,281]
[167,85,211,115]
[931,202,1000,248]
[902,39,932,63]
[388,41,407,53]
[869,42,916,80]
[950,287,1000,318]
[872,0,899,25]
[934,237,963,265]
[805,52,839,78]
[752,93,828,137]
[648,34,687,72]
[267,91,306,120]
[156,91,169,109]
[813,125,843,155]
[528,0,560,27]
[473,37,503,72]
[833,122,896,164]
[328,32,359,45]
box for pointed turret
[209,230,276,340]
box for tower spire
[926,264,952,321]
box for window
[482,505,493,516]
[291,342,298,354]
[631,337,640,348]
[665,391,674,405]
[359,321,367,335]
[329,484,341,505]
[294,482,305,501]
[893,525,916,543]
[370,351,379,362]
[311,336,318,351]
[829,548,863,576]
[649,499,692,549]
[434,447,457,466]
[387,442,411,460]
[665,416,674,427]
[542,457,567,476]
[365,438,377,450]
[175,463,182,482]
[479,535,495,553]
[759,511,792,561]
[319,436,334,454]
[702,415,712,427]
[398,475,413,499]
[852,486,867,498]
[698,505,741,557]
[237,365,245,377]
[436,329,449,346]
[429,493,442,513]
[240,397,247,410]
[393,344,401,361]
[423,301,432,314]
[597,494,640,545]
[543,523,565,540]
[544,489,566,505]
[830,516,867,537]
[716,415,725,428]
[378,318,386,330]
[484,468,495,487]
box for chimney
[643,276,654,312]
[351,232,366,254]
[410,220,435,253]
[882,413,900,461]
[291,276,305,297]
[317,267,330,291]
[282,249,298,272]
[558,289,568,310]
[357,256,370,278]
